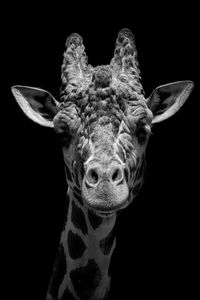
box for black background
[4,3,199,300]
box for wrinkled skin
[11,28,194,216]
[54,87,153,214]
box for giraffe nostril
[111,168,123,183]
[85,166,124,187]
[91,170,98,182]
[86,168,99,186]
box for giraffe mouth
[82,178,129,213]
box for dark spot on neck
[70,259,102,299]
[67,230,86,259]
[71,200,88,235]
[47,244,67,299]
[88,209,103,230]
[99,227,116,255]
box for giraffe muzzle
[82,163,129,212]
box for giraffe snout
[85,165,124,187]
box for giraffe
[11,28,194,300]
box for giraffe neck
[46,187,117,300]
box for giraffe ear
[11,85,59,127]
[147,81,194,124]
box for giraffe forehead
[91,122,115,145]
[88,122,118,160]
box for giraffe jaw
[82,178,129,213]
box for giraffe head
[12,29,194,216]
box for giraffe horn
[110,28,144,96]
[60,33,89,102]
